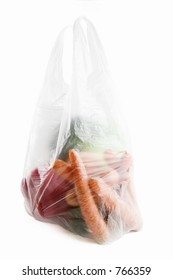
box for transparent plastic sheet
[21,17,142,244]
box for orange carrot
[104,150,132,170]
[53,160,79,206]
[53,160,73,182]
[88,178,142,232]
[69,149,109,243]
[115,194,142,232]
[65,189,79,207]
[88,178,118,214]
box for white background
[0,0,173,265]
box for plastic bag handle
[73,17,108,77]
[39,27,70,107]
[45,27,68,87]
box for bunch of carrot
[22,149,141,243]
[53,149,141,243]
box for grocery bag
[21,17,142,244]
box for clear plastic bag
[21,17,142,244]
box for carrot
[65,189,79,207]
[88,178,101,206]
[53,160,73,182]
[104,150,132,170]
[88,177,142,232]
[88,178,141,232]
[115,194,142,231]
[88,178,118,214]
[69,149,109,243]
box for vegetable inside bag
[21,17,142,244]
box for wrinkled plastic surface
[21,17,142,244]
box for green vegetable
[58,117,128,160]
